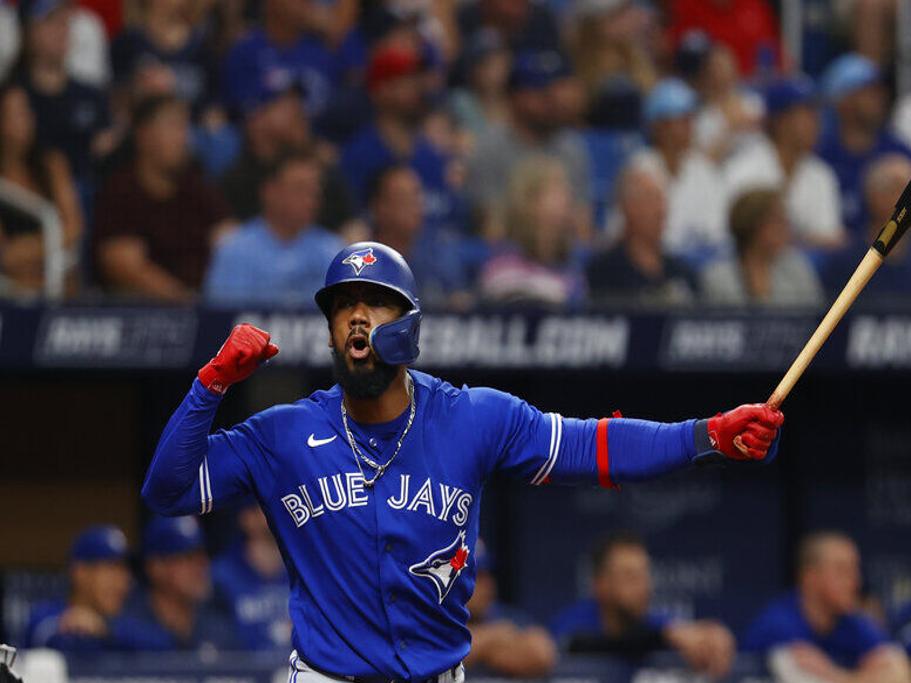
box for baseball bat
[732,176,911,455]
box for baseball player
[143,241,783,682]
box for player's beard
[331,347,399,400]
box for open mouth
[347,333,371,361]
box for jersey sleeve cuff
[693,418,725,464]
[191,377,226,405]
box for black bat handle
[873,176,911,257]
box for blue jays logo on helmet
[315,242,423,365]
[342,247,378,276]
[409,531,471,604]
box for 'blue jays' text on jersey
[143,371,699,680]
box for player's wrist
[692,419,724,464]
[197,362,230,395]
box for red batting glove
[707,404,784,461]
[198,324,279,395]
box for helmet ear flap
[369,310,422,365]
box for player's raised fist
[198,324,279,395]
[706,403,784,462]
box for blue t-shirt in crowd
[23,600,169,652]
[816,125,911,234]
[400,230,476,307]
[204,218,344,308]
[212,543,290,650]
[741,591,887,668]
[119,591,239,652]
[549,598,671,642]
[222,29,339,117]
[340,124,461,233]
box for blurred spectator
[567,0,659,100]
[835,0,897,67]
[0,81,83,297]
[220,84,355,231]
[891,602,911,659]
[110,0,218,119]
[742,532,910,681]
[0,2,17,81]
[340,44,459,233]
[724,76,846,250]
[680,33,764,162]
[24,525,134,651]
[464,540,556,677]
[221,0,340,120]
[824,155,911,298]
[457,0,561,54]
[1,0,109,87]
[64,2,110,88]
[124,516,237,651]
[667,0,780,77]
[204,151,342,307]
[93,95,233,301]
[479,156,585,307]
[465,50,591,237]
[818,53,911,235]
[701,188,824,307]
[338,2,459,76]
[551,532,734,678]
[212,504,290,651]
[448,28,511,146]
[588,156,697,306]
[13,0,114,184]
[634,78,728,260]
[368,164,472,309]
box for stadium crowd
[2,0,911,309]
[7,0,911,681]
[18,519,911,682]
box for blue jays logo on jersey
[342,248,378,276]
[409,530,471,604]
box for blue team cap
[70,525,129,563]
[822,54,881,101]
[508,50,571,91]
[143,516,204,557]
[764,75,817,116]
[644,78,698,124]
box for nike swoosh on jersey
[307,434,338,448]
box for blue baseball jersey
[143,370,703,680]
[741,591,888,668]
[549,598,671,643]
[119,590,240,652]
[816,126,911,234]
[23,600,170,652]
[212,542,291,650]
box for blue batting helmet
[315,242,422,365]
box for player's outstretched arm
[471,389,784,488]
[607,403,786,485]
[141,324,278,516]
